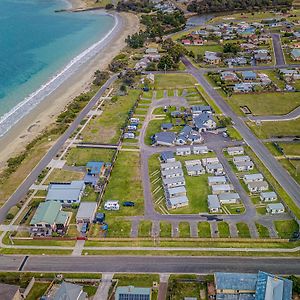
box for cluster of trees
[109,53,129,71]
[126,11,186,49]
[116,0,153,13]
[187,0,292,14]
[223,43,241,54]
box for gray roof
[243,173,263,182]
[208,195,221,209]
[207,163,223,170]
[53,282,86,300]
[208,176,227,184]
[248,181,268,189]
[215,272,258,291]
[160,151,174,162]
[218,193,240,201]
[0,283,20,300]
[186,164,204,172]
[176,146,191,152]
[194,112,214,129]
[267,203,284,210]
[163,176,185,186]
[184,159,202,166]
[227,146,244,153]
[233,155,251,163]
[154,132,176,145]
[160,161,182,170]
[46,181,85,202]
[161,168,184,177]
[260,191,277,199]
[179,125,193,137]
[193,145,208,152]
[166,186,186,195]
[212,184,233,192]
[235,161,254,167]
[116,286,151,299]
[76,202,97,220]
[167,195,189,207]
[191,105,212,113]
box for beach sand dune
[0,11,139,168]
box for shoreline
[0,11,139,168]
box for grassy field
[217,221,230,238]
[255,223,270,238]
[65,148,115,166]
[44,169,84,184]
[198,222,211,238]
[185,43,223,56]
[227,92,300,116]
[236,222,251,238]
[113,273,159,288]
[106,220,132,238]
[274,220,299,239]
[26,282,50,300]
[103,151,143,216]
[81,89,141,143]
[247,118,300,139]
[179,222,191,238]
[279,143,300,156]
[160,221,172,237]
[138,220,152,237]
[154,74,197,90]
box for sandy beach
[0,10,139,168]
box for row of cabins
[233,155,254,171]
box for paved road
[0,74,118,222]
[271,33,285,66]
[182,57,300,211]
[248,105,300,122]
[0,256,295,274]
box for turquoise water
[0,0,115,126]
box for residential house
[184,159,202,167]
[260,191,277,202]
[241,43,257,50]
[84,161,104,186]
[153,132,176,146]
[227,146,244,156]
[235,160,254,171]
[124,132,135,139]
[0,283,21,300]
[204,51,221,65]
[30,201,71,236]
[233,155,251,163]
[208,195,221,213]
[182,39,192,45]
[212,184,233,195]
[76,202,98,224]
[247,181,269,193]
[46,281,87,300]
[176,147,191,156]
[161,168,184,179]
[208,176,227,186]
[243,173,264,184]
[266,203,285,214]
[194,39,204,45]
[202,157,219,166]
[163,176,185,188]
[160,151,175,163]
[291,48,300,61]
[258,73,272,85]
[161,161,182,171]
[241,71,257,81]
[193,145,208,154]
[186,164,205,176]
[206,163,224,175]
[233,82,254,93]
[225,57,247,66]
[161,123,173,131]
[193,112,216,132]
[218,193,240,204]
[191,105,212,117]
[254,50,271,62]
[165,186,187,198]
[167,195,189,209]
[46,181,86,205]
[221,71,239,82]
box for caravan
[104,200,120,211]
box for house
[254,51,271,62]
[243,173,264,184]
[258,73,272,85]
[211,184,233,195]
[124,132,135,139]
[115,286,151,300]
[260,191,277,202]
[153,132,176,146]
[206,163,224,175]
[204,51,221,64]
[104,200,120,211]
[167,195,189,209]
[233,83,253,93]
[30,201,71,236]
[247,181,268,193]
[240,42,257,50]
[208,195,221,213]
[163,176,185,188]
[202,157,219,166]
[161,168,184,179]
[280,68,299,79]
[241,71,257,81]
[184,159,202,167]
[193,145,208,154]
[161,123,173,131]
[291,48,300,61]
[46,181,85,205]
[194,39,204,45]
[225,57,247,66]
[182,39,192,45]
[186,164,205,176]
[193,112,216,132]
[76,202,98,224]
[227,146,244,156]
[176,147,191,156]
[160,161,182,171]
[46,281,87,300]
[266,203,285,214]
[191,105,212,117]
[233,155,251,163]
[218,193,240,204]
[0,283,21,300]
[220,71,239,82]
[160,151,175,163]
[84,161,104,186]
[235,160,254,171]
[208,176,227,186]
[165,186,187,198]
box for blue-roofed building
[241,71,257,80]
[115,286,152,300]
[160,151,175,163]
[85,161,104,186]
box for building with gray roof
[218,193,240,204]
[248,181,268,193]
[115,286,151,300]
[161,168,184,179]
[186,164,205,176]
[48,281,87,300]
[266,203,285,214]
[160,161,182,171]
[208,176,227,186]
[153,132,176,146]
[260,191,277,202]
[243,173,264,184]
[235,160,254,171]
[76,202,98,224]
[212,184,233,195]
[208,195,221,213]
[160,151,175,163]
[163,176,185,188]
[227,146,244,156]
[233,156,251,163]
[166,195,189,209]
[165,186,186,198]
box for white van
[104,200,120,211]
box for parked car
[123,201,135,207]
[81,223,89,234]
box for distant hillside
[187,0,293,14]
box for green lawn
[198,222,211,238]
[160,221,172,237]
[218,221,230,238]
[44,169,84,184]
[65,148,115,166]
[82,185,99,202]
[138,220,152,237]
[279,143,300,156]
[185,43,223,56]
[236,222,251,238]
[106,220,132,238]
[103,151,143,216]
[113,273,159,287]
[26,283,50,300]
[274,220,299,239]
[228,92,300,116]
[167,278,204,300]
[179,222,191,238]
[154,74,197,90]
[255,223,270,238]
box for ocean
[0,0,115,136]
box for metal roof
[76,202,98,220]
[215,272,258,291]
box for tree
[158,55,176,70]
[223,43,241,54]
[125,32,146,48]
